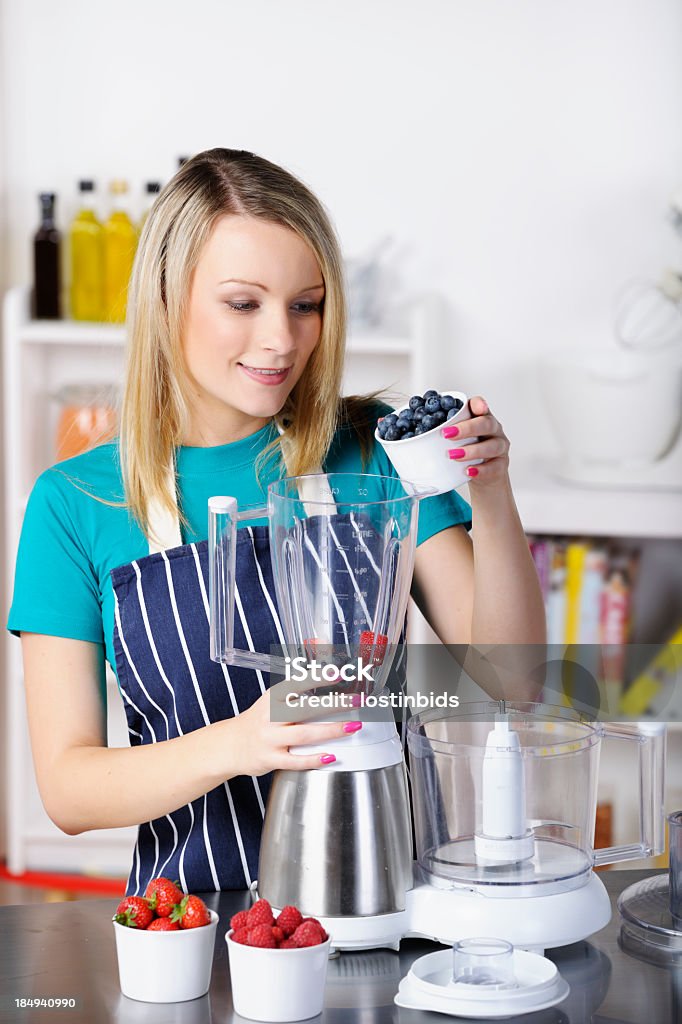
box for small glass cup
[668,811,682,928]
[452,938,517,990]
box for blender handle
[208,497,275,671]
[592,721,666,867]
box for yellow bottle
[69,180,104,321]
[103,179,137,323]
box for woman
[8,149,545,895]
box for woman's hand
[441,395,510,487]
[225,683,361,777]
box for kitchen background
[1,0,681,893]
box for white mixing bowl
[539,347,682,467]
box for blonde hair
[121,148,379,541]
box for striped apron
[111,464,409,897]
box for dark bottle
[33,192,61,318]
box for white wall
[2,0,681,455]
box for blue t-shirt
[8,417,471,691]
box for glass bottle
[33,193,61,319]
[103,179,137,323]
[69,180,104,321]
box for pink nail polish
[448,448,466,460]
[467,466,479,478]
[344,721,363,734]
[442,425,459,438]
[320,754,336,764]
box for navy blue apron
[111,501,409,898]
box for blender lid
[618,873,682,968]
[394,947,569,1018]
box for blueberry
[397,408,414,423]
[413,406,425,422]
[384,413,398,426]
[421,414,435,432]
[414,424,425,435]
[453,399,463,412]
[403,431,415,439]
[446,408,458,420]
[423,389,439,401]
[377,419,388,438]
[440,395,456,411]
[425,396,441,414]
[385,426,401,441]
[409,395,425,411]
[432,410,446,425]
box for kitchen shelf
[511,456,682,540]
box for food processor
[208,473,666,962]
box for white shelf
[511,457,682,539]
[17,316,413,356]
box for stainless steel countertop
[0,870,679,1024]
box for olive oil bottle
[103,179,137,323]
[69,180,104,321]
[33,193,61,318]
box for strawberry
[113,895,153,930]
[292,920,325,947]
[246,898,274,929]
[170,894,211,929]
[230,909,250,931]
[247,924,277,948]
[231,927,251,944]
[147,917,180,931]
[359,631,388,667]
[275,905,303,937]
[144,877,184,918]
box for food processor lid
[395,947,570,1018]
[618,874,682,968]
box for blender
[209,474,667,956]
[209,472,424,948]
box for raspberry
[247,924,277,948]
[246,898,274,929]
[275,905,303,937]
[279,937,298,948]
[292,920,325,947]
[230,910,249,931]
[231,927,251,944]
[272,926,285,944]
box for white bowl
[226,929,332,1022]
[539,348,682,467]
[375,390,482,493]
[113,909,218,1003]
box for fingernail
[448,448,466,460]
[320,754,336,764]
[442,425,459,438]
[343,721,363,734]
[350,694,362,708]
[467,466,479,478]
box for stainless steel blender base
[258,760,413,919]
